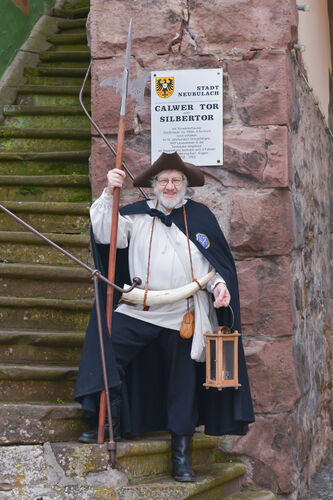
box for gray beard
[153,184,186,210]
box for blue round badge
[196,233,210,249]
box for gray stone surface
[304,449,333,499]
[0,443,128,498]
[290,54,333,496]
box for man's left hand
[213,282,231,308]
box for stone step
[0,150,89,175]
[0,137,90,153]
[117,463,245,499]
[0,173,89,184]
[16,84,90,105]
[0,363,78,402]
[0,329,84,364]
[0,409,65,443]
[24,74,88,87]
[0,262,94,298]
[38,60,89,69]
[47,33,87,45]
[40,50,90,62]
[24,66,89,77]
[0,150,90,160]
[0,160,88,176]
[0,174,90,202]
[57,18,87,30]
[57,27,88,35]
[61,0,90,8]
[16,85,89,95]
[53,44,89,52]
[0,402,87,444]
[3,105,88,116]
[223,490,276,499]
[0,128,91,153]
[0,457,245,500]
[0,441,275,499]
[0,185,90,203]
[3,106,89,129]
[0,296,92,330]
[118,433,224,480]
[0,201,89,233]
[0,231,89,265]
[0,127,90,139]
[47,433,227,480]
[53,6,90,19]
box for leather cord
[143,207,157,311]
[182,204,202,290]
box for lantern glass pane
[222,340,234,380]
[210,339,216,380]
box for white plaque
[151,68,223,166]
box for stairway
[0,0,92,443]
[1,433,275,499]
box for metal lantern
[203,306,241,391]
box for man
[75,152,254,482]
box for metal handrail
[0,202,142,466]
[0,203,141,293]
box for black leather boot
[171,434,196,482]
[78,399,122,443]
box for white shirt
[90,190,224,359]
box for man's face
[153,169,186,210]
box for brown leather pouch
[179,309,194,339]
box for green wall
[0,0,56,79]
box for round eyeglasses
[155,176,184,187]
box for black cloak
[75,199,255,436]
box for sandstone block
[90,0,186,59]
[229,189,294,256]
[0,403,88,445]
[91,59,139,135]
[228,51,293,126]
[188,0,297,52]
[231,413,297,494]
[236,257,294,337]
[0,444,47,490]
[91,137,150,198]
[212,126,289,188]
[150,53,221,71]
[244,339,301,412]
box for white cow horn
[121,270,216,306]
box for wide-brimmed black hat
[133,152,205,187]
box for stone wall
[89,0,332,497]
[290,56,333,495]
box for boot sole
[172,475,196,482]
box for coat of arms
[155,77,174,98]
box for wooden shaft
[106,115,126,331]
[98,115,126,445]
[97,390,107,444]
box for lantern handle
[228,304,234,331]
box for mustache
[162,188,177,193]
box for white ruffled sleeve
[90,188,132,248]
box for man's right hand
[106,169,126,195]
